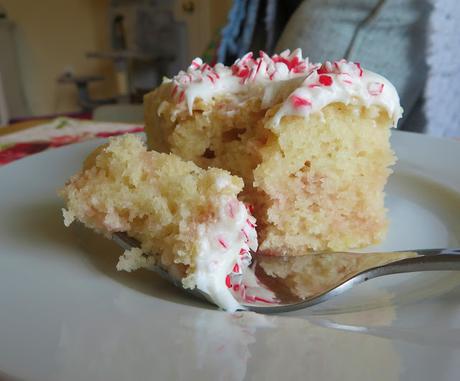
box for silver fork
[112,233,460,313]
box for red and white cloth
[0,117,144,166]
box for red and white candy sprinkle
[291,95,312,108]
[218,237,229,249]
[368,82,385,96]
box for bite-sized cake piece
[59,134,257,311]
[144,49,402,255]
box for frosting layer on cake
[167,49,402,126]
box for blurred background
[0,0,458,136]
[0,0,234,120]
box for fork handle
[412,248,460,257]
[367,248,460,278]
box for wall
[174,0,232,61]
[1,0,115,116]
[210,0,232,39]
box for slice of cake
[144,49,402,255]
[59,134,257,311]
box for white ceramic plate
[1,130,459,381]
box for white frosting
[168,49,402,126]
[182,196,258,312]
